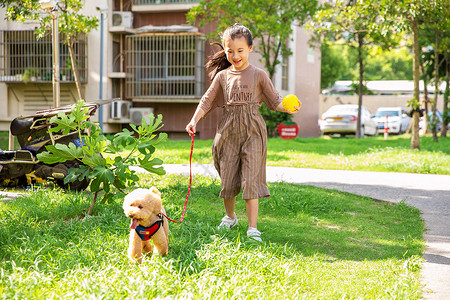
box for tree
[427,0,449,141]
[419,25,448,140]
[311,0,399,138]
[187,0,318,81]
[2,0,98,101]
[320,41,348,89]
[385,0,449,148]
[322,43,412,83]
[443,56,449,137]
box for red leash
[161,134,194,223]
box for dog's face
[123,187,162,229]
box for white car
[319,105,378,137]
[372,107,411,134]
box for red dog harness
[135,213,164,241]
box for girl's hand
[186,121,196,137]
[286,105,301,114]
[276,102,301,114]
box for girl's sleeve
[258,69,282,111]
[198,72,224,115]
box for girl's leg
[245,198,259,228]
[223,197,237,219]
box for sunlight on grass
[0,174,425,299]
[156,135,449,174]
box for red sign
[277,122,299,139]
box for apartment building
[0,0,321,139]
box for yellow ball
[282,94,301,112]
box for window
[125,33,205,99]
[0,30,87,83]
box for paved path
[162,164,450,300]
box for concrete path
[162,164,450,300]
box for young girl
[186,24,300,241]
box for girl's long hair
[206,24,253,80]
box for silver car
[372,107,411,134]
[319,105,378,136]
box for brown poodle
[123,187,169,263]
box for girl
[186,24,300,241]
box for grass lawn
[1,133,442,298]
[157,135,450,175]
[0,173,425,299]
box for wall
[291,26,321,137]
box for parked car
[419,110,449,135]
[319,105,378,137]
[372,107,411,135]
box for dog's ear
[150,186,161,197]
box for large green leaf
[138,156,166,176]
[82,152,106,167]
[48,112,77,135]
[111,129,136,150]
[137,142,156,156]
[137,132,168,155]
[37,142,82,163]
[71,101,91,126]
[36,151,65,164]
[90,166,115,193]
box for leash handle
[161,134,194,223]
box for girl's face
[224,36,253,71]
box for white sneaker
[218,213,238,229]
[247,227,262,242]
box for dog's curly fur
[123,187,169,263]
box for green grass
[0,174,425,299]
[2,131,448,174]
[156,135,450,174]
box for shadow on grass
[0,175,425,275]
[160,178,424,268]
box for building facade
[0,0,321,139]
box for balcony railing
[133,0,198,4]
[132,0,198,12]
[0,30,87,83]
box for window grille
[0,30,87,83]
[125,33,205,99]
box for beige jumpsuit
[199,65,282,200]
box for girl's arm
[186,72,223,136]
[186,106,206,136]
[257,68,300,114]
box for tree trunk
[420,63,429,134]
[356,33,364,139]
[442,54,449,137]
[68,36,84,101]
[87,191,99,215]
[432,30,439,142]
[411,17,421,150]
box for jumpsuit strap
[221,70,228,104]
[251,69,258,104]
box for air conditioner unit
[112,11,133,28]
[110,100,131,119]
[130,107,154,125]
